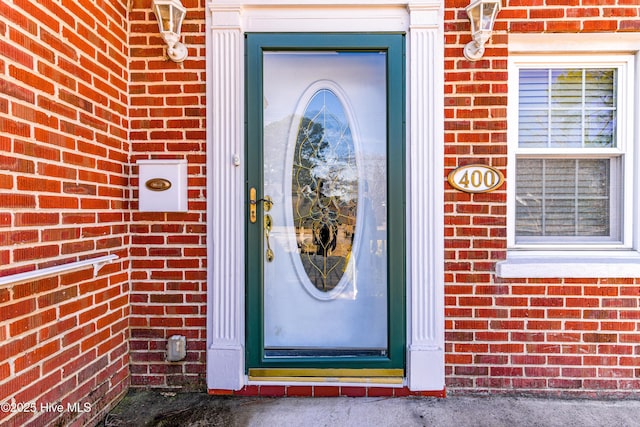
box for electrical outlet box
[166,335,187,362]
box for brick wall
[444,0,640,396]
[125,0,640,396]
[0,1,130,425]
[2,0,640,417]
[128,0,207,390]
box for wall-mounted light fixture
[464,0,501,61]
[152,0,188,63]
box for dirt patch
[100,390,255,427]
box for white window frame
[498,34,640,278]
[510,56,632,249]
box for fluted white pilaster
[206,3,245,390]
[406,2,445,391]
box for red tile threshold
[209,386,446,398]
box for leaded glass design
[292,89,357,292]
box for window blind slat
[519,67,617,149]
[585,110,615,147]
[585,69,615,107]
[516,158,611,238]
[519,110,548,147]
[550,110,582,147]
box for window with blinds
[518,69,617,149]
[515,67,623,244]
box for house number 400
[447,164,505,194]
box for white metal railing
[0,254,119,286]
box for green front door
[246,34,405,376]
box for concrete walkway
[102,390,640,426]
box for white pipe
[0,254,119,286]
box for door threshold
[248,376,404,385]
[248,368,404,385]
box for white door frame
[205,0,445,391]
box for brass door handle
[264,214,274,262]
[249,188,273,223]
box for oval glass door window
[292,89,358,293]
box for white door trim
[205,0,445,391]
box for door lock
[249,188,273,223]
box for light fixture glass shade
[152,0,188,62]
[481,2,499,31]
[467,3,481,34]
[464,0,501,61]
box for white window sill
[496,251,640,278]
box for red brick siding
[0,1,130,425]
[2,0,639,411]
[126,0,640,396]
[444,0,640,396]
[128,0,207,390]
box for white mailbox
[137,159,188,212]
